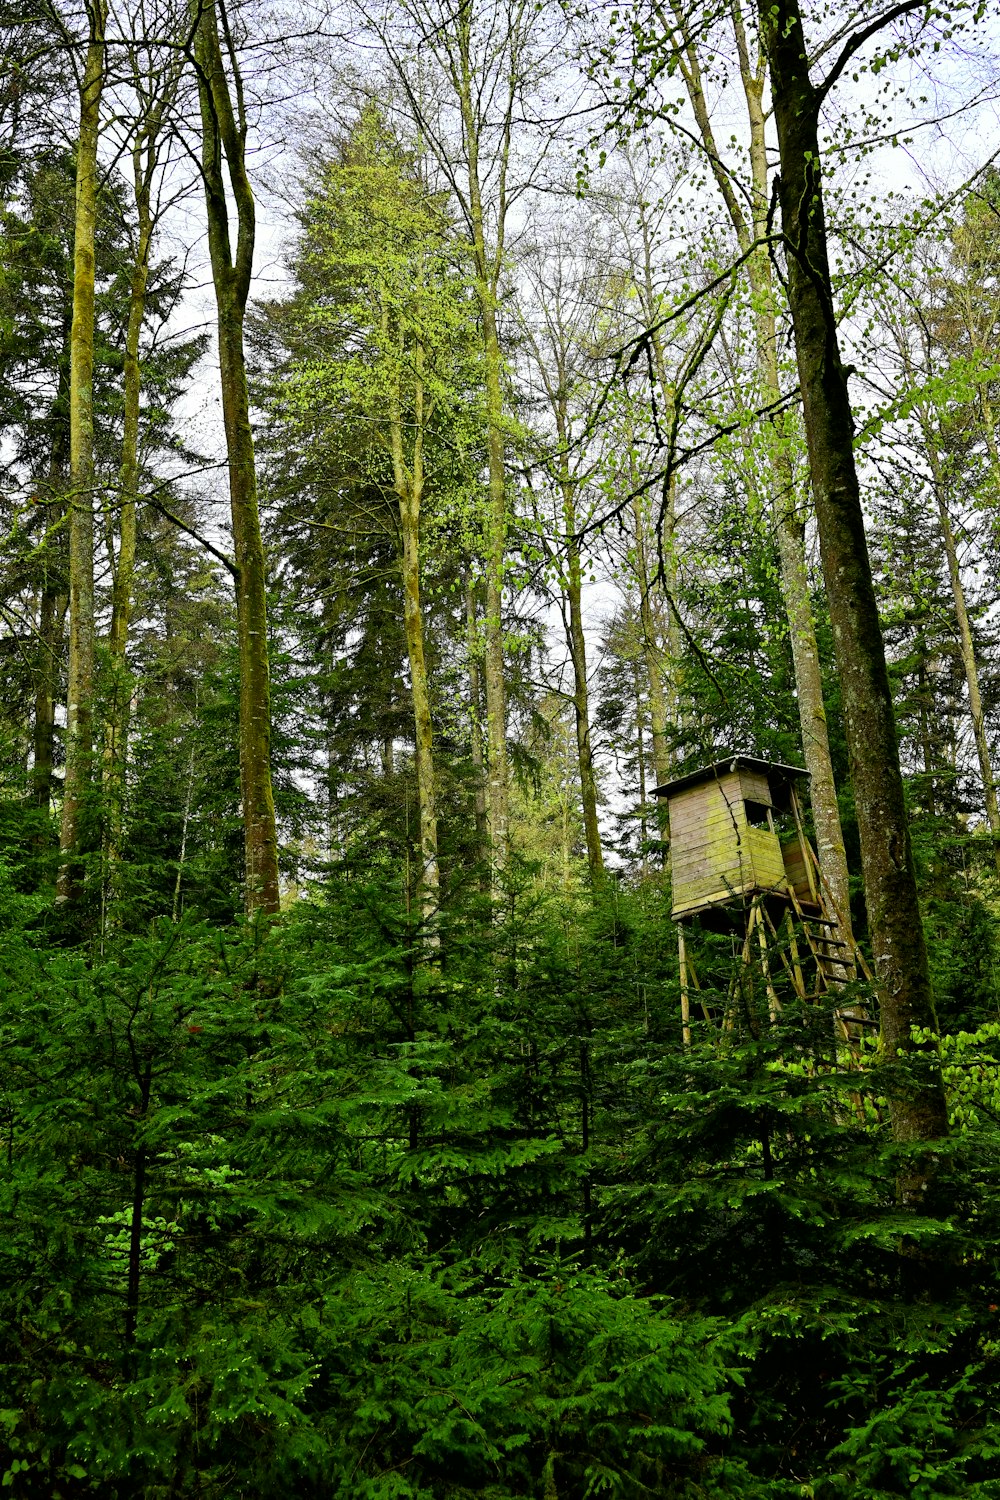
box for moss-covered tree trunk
[57,0,106,902]
[194,0,279,916]
[758,0,948,1152]
[673,0,853,943]
[741,40,853,945]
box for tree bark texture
[676,0,853,941]
[57,0,106,899]
[195,0,279,916]
[758,0,948,1147]
[741,50,854,944]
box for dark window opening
[772,805,796,835]
[745,800,772,829]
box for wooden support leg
[755,910,781,1022]
[678,926,692,1046]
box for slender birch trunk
[194,0,279,916]
[758,0,949,1154]
[58,0,106,902]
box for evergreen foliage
[1,863,999,1495]
[1,1,1000,1494]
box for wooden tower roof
[652,754,808,803]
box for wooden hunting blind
[655,755,817,922]
[653,755,874,1047]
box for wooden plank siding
[738,769,773,806]
[746,825,786,890]
[781,835,818,908]
[670,767,791,919]
[671,773,758,917]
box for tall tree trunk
[480,305,510,868]
[627,216,685,825]
[920,425,1000,876]
[465,579,490,881]
[390,343,440,941]
[673,0,853,940]
[57,0,106,901]
[634,250,681,793]
[915,634,938,816]
[455,11,510,869]
[565,533,604,878]
[551,395,603,878]
[104,194,152,890]
[32,575,64,833]
[195,0,279,917]
[399,489,440,933]
[758,0,949,1153]
[104,64,177,897]
[628,447,672,846]
[633,649,649,872]
[33,440,69,848]
[738,25,853,941]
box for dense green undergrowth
[2,861,1000,1498]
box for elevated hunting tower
[654,756,872,1044]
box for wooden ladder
[787,887,877,1046]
